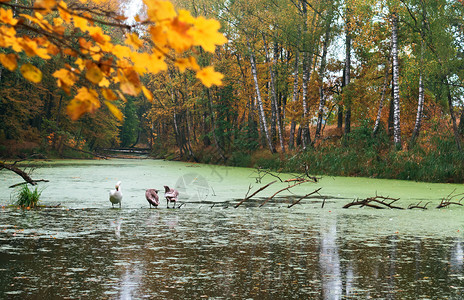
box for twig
[9,179,49,188]
[235,180,277,208]
[259,180,310,207]
[408,201,430,210]
[343,196,404,209]
[288,188,322,208]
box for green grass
[15,184,42,208]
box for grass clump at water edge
[15,184,42,208]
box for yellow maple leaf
[58,2,71,23]
[104,101,123,121]
[149,25,169,48]
[175,56,199,72]
[74,16,89,32]
[125,32,143,50]
[0,53,17,71]
[88,26,111,45]
[178,9,195,24]
[20,63,42,83]
[98,77,110,88]
[145,0,177,22]
[85,64,103,84]
[167,17,193,52]
[53,68,77,87]
[189,17,227,52]
[145,52,167,73]
[34,0,57,14]
[102,88,118,101]
[118,68,141,96]
[0,8,18,26]
[66,87,100,120]
[142,86,153,102]
[20,37,51,59]
[196,66,223,87]
[112,44,132,59]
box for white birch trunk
[392,12,402,149]
[289,49,299,149]
[314,21,331,142]
[248,41,275,153]
[263,35,285,152]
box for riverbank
[151,126,464,184]
[2,126,464,184]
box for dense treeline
[1,0,464,182]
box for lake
[0,159,463,299]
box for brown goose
[145,189,159,208]
[164,185,179,208]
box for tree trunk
[373,52,391,137]
[344,16,352,136]
[263,34,285,153]
[445,78,462,151]
[391,12,402,149]
[207,89,227,161]
[289,49,300,149]
[410,42,425,146]
[314,16,332,143]
[248,41,275,153]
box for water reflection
[0,208,462,299]
[319,216,342,299]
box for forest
[1,0,464,183]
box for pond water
[0,159,462,299]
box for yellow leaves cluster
[0,0,227,121]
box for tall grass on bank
[281,125,464,183]
[15,184,42,207]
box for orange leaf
[0,53,17,71]
[104,100,123,121]
[0,8,18,26]
[196,66,223,87]
[66,87,100,120]
[85,64,103,84]
[142,86,153,102]
[146,0,177,22]
[189,17,227,52]
[20,63,42,83]
[102,88,118,101]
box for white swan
[164,185,179,208]
[145,189,159,208]
[109,181,122,208]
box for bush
[228,151,252,167]
[15,185,42,207]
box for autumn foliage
[0,0,226,120]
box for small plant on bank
[15,184,42,208]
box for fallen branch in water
[1,161,49,187]
[235,180,277,208]
[437,189,464,209]
[343,195,403,209]
[408,201,430,210]
[259,180,311,207]
[288,188,322,208]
